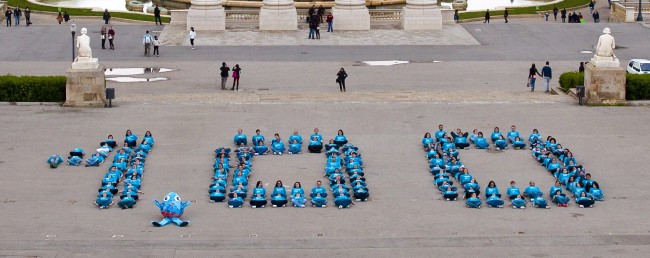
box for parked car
[627,59,650,74]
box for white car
[626,59,650,74]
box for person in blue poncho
[506,125,520,143]
[290,182,305,198]
[103,135,117,150]
[546,158,561,174]
[443,186,459,201]
[94,191,114,209]
[469,129,479,144]
[291,193,307,207]
[310,180,328,198]
[422,132,434,148]
[228,192,244,208]
[466,192,482,208]
[334,129,348,147]
[524,181,543,200]
[451,128,470,149]
[435,175,453,187]
[288,139,302,154]
[124,130,138,148]
[143,131,154,147]
[271,180,288,207]
[118,193,136,209]
[512,136,526,149]
[288,130,303,144]
[251,129,265,147]
[529,128,541,146]
[576,191,594,208]
[511,194,527,209]
[486,193,505,208]
[311,192,327,207]
[506,181,521,200]
[352,181,369,201]
[474,132,489,149]
[250,181,267,208]
[310,128,323,142]
[325,139,338,151]
[334,191,352,209]
[86,152,104,167]
[271,133,285,155]
[47,154,64,168]
[551,189,569,207]
[532,196,550,208]
[209,184,226,202]
[308,136,323,153]
[490,127,503,143]
[136,139,152,154]
[485,181,501,198]
[494,135,508,150]
[67,148,85,166]
[587,181,604,201]
[253,140,270,155]
[233,128,248,146]
[434,124,446,143]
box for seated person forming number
[465,192,482,208]
[524,181,543,200]
[271,134,285,155]
[308,136,324,153]
[451,129,470,149]
[490,127,503,143]
[506,181,521,200]
[271,180,288,207]
[474,132,489,149]
[233,128,247,146]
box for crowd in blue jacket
[423,124,603,210]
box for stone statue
[591,27,619,68]
[76,28,92,59]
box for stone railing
[369,9,402,28]
[610,0,650,22]
[225,9,260,29]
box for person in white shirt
[143,31,153,56]
[189,27,196,50]
[153,36,160,57]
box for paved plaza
[0,3,649,256]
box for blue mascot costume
[152,192,190,227]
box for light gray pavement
[1,8,650,258]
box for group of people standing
[5,7,30,27]
[307,5,334,39]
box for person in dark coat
[484,9,490,23]
[336,68,348,92]
[561,8,567,23]
[103,9,110,24]
[154,5,162,25]
[504,9,508,23]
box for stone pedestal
[259,0,297,30]
[584,63,627,105]
[590,55,620,68]
[402,0,442,30]
[187,0,225,31]
[64,65,106,107]
[332,0,370,30]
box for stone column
[332,0,370,30]
[186,0,225,31]
[402,0,442,30]
[259,0,297,30]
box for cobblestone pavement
[159,24,480,46]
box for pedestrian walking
[326,12,334,32]
[5,8,11,27]
[336,68,348,92]
[593,11,600,23]
[63,12,70,23]
[154,5,162,25]
[484,9,490,23]
[100,26,107,49]
[588,1,595,14]
[143,30,153,56]
[14,7,21,26]
[220,62,230,90]
[553,6,558,21]
[545,11,549,21]
[108,26,115,50]
[56,12,63,24]
[231,64,241,91]
[153,36,160,57]
[504,9,508,23]
[24,7,31,26]
[528,63,542,92]
[561,8,566,23]
[541,61,553,93]
[189,27,196,50]
[579,62,585,73]
[103,9,110,24]
[454,9,459,23]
